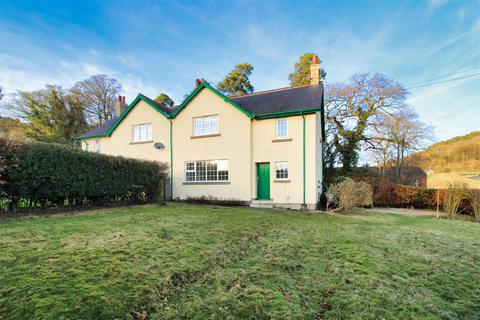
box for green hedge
[0,139,168,210]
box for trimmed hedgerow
[0,138,168,210]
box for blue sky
[0,0,479,141]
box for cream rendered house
[79,60,325,210]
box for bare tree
[369,106,433,183]
[326,73,407,171]
[74,74,122,125]
[381,108,433,183]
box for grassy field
[427,172,480,189]
[1,204,479,319]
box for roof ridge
[229,83,314,99]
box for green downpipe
[169,119,173,200]
[302,113,306,207]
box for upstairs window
[132,123,152,142]
[193,115,219,136]
[276,119,288,138]
[276,162,289,180]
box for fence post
[436,190,440,218]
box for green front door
[256,163,270,200]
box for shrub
[469,190,480,222]
[0,138,168,211]
[443,181,469,219]
[328,178,373,210]
[373,182,437,209]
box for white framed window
[185,160,228,182]
[131,123,152,142]
[193,115,219,136]
[276,119,288,138]
[95,139,101,153]
[276,162,289,180]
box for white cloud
[427,0,449,13]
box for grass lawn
[1,204,479,319]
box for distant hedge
[349,177,475,215]
[0,139,168,211]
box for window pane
[207,161,217,181]
[196,161,206,181]
[276,162,288,179]
[133,126,140,142]
[147,124,152,140]
[276,119,288,138]
[218,160,228,181]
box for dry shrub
[329,178,373,210]
[443,181,469,219]
[470,190,480,222]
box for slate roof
[79,96,177,139]
[79,82,323,139]
[79,118,117,139]
[230,83,323,116]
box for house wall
[171,88,252,201]
[80,100,171,164]
[251,113,318,209]
[80,88,323,209]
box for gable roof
[78,81,324,140]
[231,83,323,118]
[78,93,176,140]
[170,81,254,118]
[78,118,117,139]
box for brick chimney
[115,96,127,117]
[310,55,320,85]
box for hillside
[409,131,480,173]
[408,131,480,188]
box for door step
[250,200,273,209]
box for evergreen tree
[154,93,174,107]
[288,53,326,86]
[15,86,88,144]
[216,63,254,96]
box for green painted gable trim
[170,82,255,119]
[105,93,171,136]
[77,134,107,140]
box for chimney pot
[115,96,127,118]
[309,55,320,85]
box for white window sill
[274,179,290,183]
[191,133,221,139]
[130,140,154,145]
[183,181,230,185]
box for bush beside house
[0,138,168,211]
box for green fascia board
[76,134,107,141]
[253,107,321,119]
[105,93,171,136]
[170,82,254,119]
